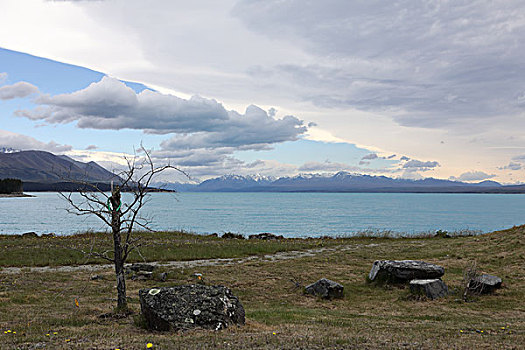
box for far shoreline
[0,193,35,198]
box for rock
[126,263,156,273]
[409,279,448,300]
[90,274,103,281]
[159,272,168,282]
[132,271,154,281]
[40,233,55,238]
[468,274,502,294]
[368,260,445,283]
[248,232,284,240]
[21,232,38,238]
[434,230,451,238]
[305,278,344,299]
[222,232,245,239]
[139,285,245,331]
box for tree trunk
[110,186,126,310]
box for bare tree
[60,147,185,311]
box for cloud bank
[0,81,39,100]
[17,76,307,151]
[0,129,72,153]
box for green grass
[0,225,523,349]
[0,230,343,267]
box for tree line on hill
[0,178,23,194]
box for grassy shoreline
[1,226,524,349]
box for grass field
[0,226,524,349]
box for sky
[1,0,525,183]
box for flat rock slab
[369,260,445,283]
[139,285,245,331]
[469,274,502,294]
[409,279,448,300]
[126,263,156,273]
[305,278,344,299]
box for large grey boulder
[369,260,445,283]
[139,285,245,331]
[305,278,344,299]
[468,274,502,294]
[409,279,448,300]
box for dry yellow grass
[0,226,524,349]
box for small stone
[131,271,154,280]
[21,232,38,238]
[248,232,284,240]
[409,279,448,300]
[221,232,245,239]
[193,309,201,316]
[159,272,168,282]
[305,278,344,299]
[90,274,103,281]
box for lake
[1,192,524,237]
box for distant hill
[0,150,119,190]
[159,172,525,193]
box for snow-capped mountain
[155,172,515,193]
[0,147,20,154]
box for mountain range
[158,173,525,193]
[1,150,525,193]
[0,150,118,191]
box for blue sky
[0,47,397,180]
[1,0,525,183]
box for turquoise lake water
[1,192,525,237]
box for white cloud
[402,160,440,170]
[18,76,307,150]
[0,129,72,152]
[450,171,496,182]
[0,81,39,100]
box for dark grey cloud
[500,162,522,171]
[234,0,525,128]
[402,160,440,170]
[361,153,378,160]
[450,171,496,182]
[17,76,307,150]
[85,144,98,150]
[512,155,525,162]
[0,81,39,100]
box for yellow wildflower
[147,343,153,348]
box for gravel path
[0,243,379,274]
